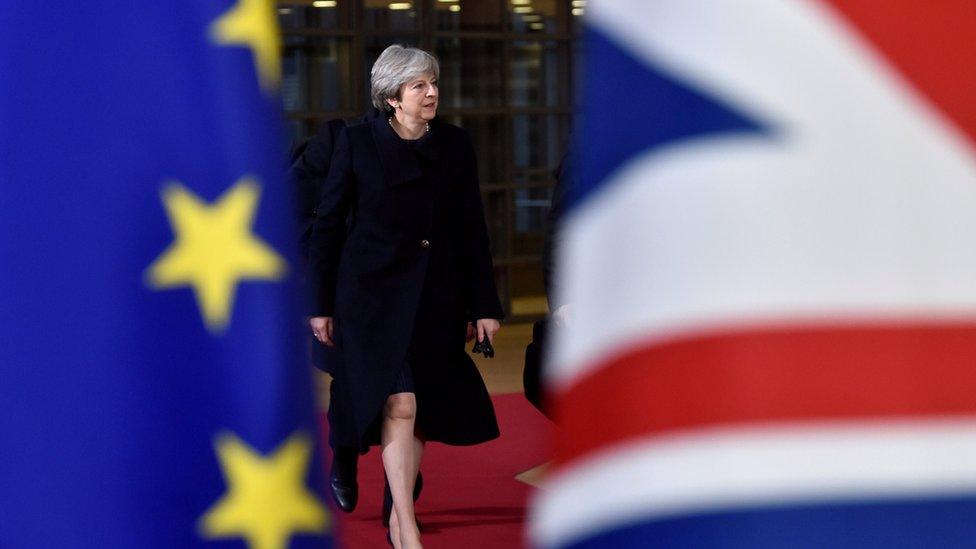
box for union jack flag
[532,1,976,547]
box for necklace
[389,116,430,137]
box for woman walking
[308,45,503,549]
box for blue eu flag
[0,1,331,547]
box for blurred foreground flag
[532,1,976,547]
[0,1,330,548]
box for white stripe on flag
[550,0,976,390]
[530,417,976,548]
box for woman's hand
[466,322,477,342]
[475,318,500,344]
[310,316,334,347]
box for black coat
[292,110,383,261]
[291,113,380,449]
[309,115,504,449]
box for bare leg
[382,392,423,549]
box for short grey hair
[370,45,440,112]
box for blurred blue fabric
[0,1,330,547]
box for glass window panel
[509,40,565,107]
[509,0,560,34]
[435,39,504,109]
[444,115,506,185]
[282,37,353,112]
[310,44,345,110]
[281,45,308,112]
[513,185,552,241]
[364,0,418,32]
[277,0,348,30]
[483,190,510,257]
[435,0,503,32]
[511,114,567,171]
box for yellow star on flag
[145,177,286,333]
[210,0,281,92]
[199,432,329,549]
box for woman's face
[394,72,438,121]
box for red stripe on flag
[554,323,976,468]
[823,0,976,147]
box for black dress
[309,115,503,450]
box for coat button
[420,239,430,249]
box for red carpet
[322,393,551,548]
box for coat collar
[371,114,441,187]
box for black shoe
[330,446,359,513]
[382,470,424,528]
